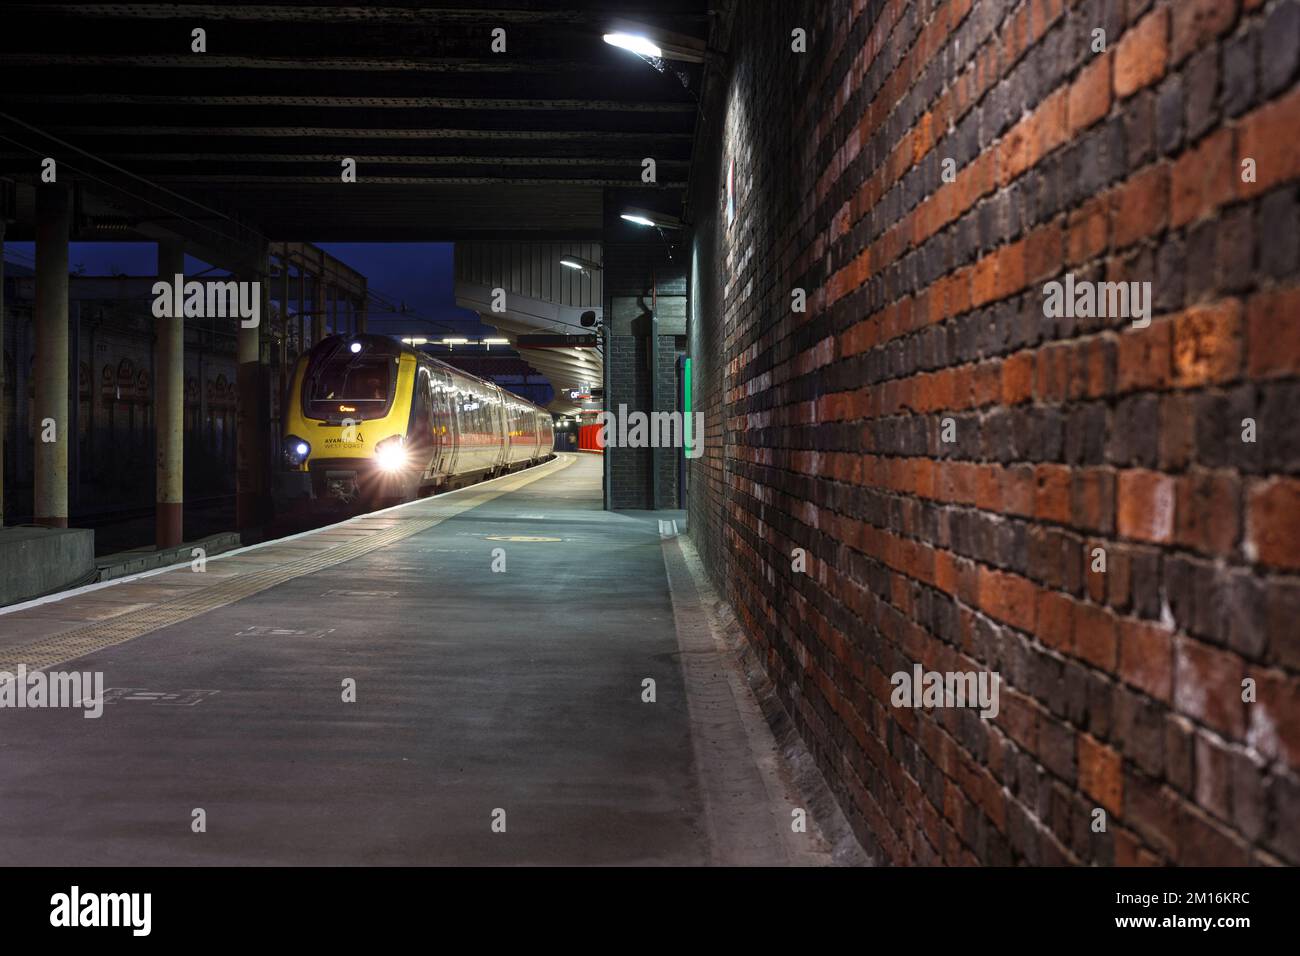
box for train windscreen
[302,339,398,420]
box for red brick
[1170,128,1237,228]
[1247,286,1300,379]
[1074,601,1118,671]
[1116,319,1172,392]
[1115,8,1169,99]
[1001,351,1035,404]
[1171,0,1239,65]
[1238,85,1300,199]
[977,567,1037,632]
[1119,618,1174,702]
[1037,590,1075,651]
[1117,469,1176,544]
[1247,478,1300,571]
[1034,464,1073,524]
[1070,51,1113,133]
[1110,163,1169,248]
[1171,300,1243,387]
[1078,733,1123,814]
[1003,465,1037,517]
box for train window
[302,338,397,420]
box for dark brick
[1261,1,1300,98]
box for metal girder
[80,153,691,167]
[4,93,698,112]
[0,54,602,73]
[47,126,695,141]
[6,4,707,24]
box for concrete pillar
[235,255,268,532]
[0,218,6,527]
[33,183,71,528]
[155,241,185,548]
[356,280,367,333]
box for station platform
[0,452,858,866]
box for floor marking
[103,688,221,707]
[234,625,336,639]
[0,455,574,673]
[484,535,563,542]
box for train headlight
[284,436,310,466]
[375,435,407,471]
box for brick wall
[687,0,1299,865]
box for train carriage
[277,334,554,510]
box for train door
[491,384,510,471]
[431,367,456,477]
[411,367,435,481]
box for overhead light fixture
[603,32,662,57]
[401,336,428,346]
[620,207,684,230]
[483,337,510,345]
[560,254,603,273]
[441,337,468,346]
[603,21,707,63]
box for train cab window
[302,338,397,420]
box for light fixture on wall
[559,254,603,274]
[619,207,684,229]
[602,22,707,63]
[620,207,685,260]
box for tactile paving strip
[0,456,571,673]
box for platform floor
[0,453,841,866]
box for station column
[155,240,185,547]
[0,217,6,527]
[33,182,71,528]
[235,251,268,533]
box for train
[276,333,555,510]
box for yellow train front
[276,334,555,511]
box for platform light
[603,22,707,63]
[483,337,510,345]
[401,336,428,346]
[603,32,661,57]
[349,341,363,354]
[619,207,684,229]
[560,254,603,274]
